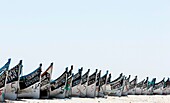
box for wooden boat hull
[153,87,163,95]
[80,69,90,97]
[122,85,129,96]
[50,87,66,98]
[142,87,153,95]
[128,88,136,95]
[5,60,22,100]
[86,83,96,98]
[80,83,87,97]
[98,84,106,97]
[107,87,123,97]
[163,87,170,95]
[106,74,124,97]
[18,82,40,99]
[106,84,123,97]
[135,87,142,95]
[40,85,50,98]
[5,81,18,100]
[0,87,5,102]
[153,78,164,95]
[18,64,42,99]
[122,76,130,96]
[0,59,11,102]
[95,86,99,97]
[0,72,7,101]
[40,63,53,99]
[105,84,111,95]
[71,84,81,97]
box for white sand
[5,95,170,103]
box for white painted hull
[148,87,154,95]
[128,88,136,95]
[0,87,5,102]
[142,87,153,95]
[122,77,130,96]
[80,84,87,97]
[18,82,40,99]
[105,84,111,95]
[5,81,18,100]
[142,88,149,95]
[95,86,99,97]
[163,87,170,95]
[135,87,142,95]
[86,83,96,98]
[153,87,163,95]
[122,85,129,96]
[106,84,123,97]
[71,84,81,97]
[98,84,106,97]
[107,88,122,97]
[50,87,66,98]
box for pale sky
[0,0,170,82]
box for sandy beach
[5,95,170,103]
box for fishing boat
[141,77,149,95]
[0,59,11,102]
[5,60,22,100]
[135,79,145,95]
[50,65,73,98]
[105,73,111,95]
[142,77,156,95]
[40,63,53,98]
[98,70,108,97]
[65,68,73,98]
[106,73,124,97]
[153,78,165,95]
[163,78,170,95]
[50,67,68,98]
[86,69,98,98]
[128,76,137,95]
[95,70,101,97]
[122,75,131,96]
[80,69,90,97]
[71,67,83,97]
[18,64,42,99]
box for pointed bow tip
[40,63,42,67]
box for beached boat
[128,76,137,95]
[71,67,83,97]
[5,60,22,100]
[40,63,53,98]
[163,78,170,95]
[142,77,156,95]
[141,77,149,95]
[0,59,11,102]
[122,75,131,96]
[98,70,108,97]
[95,70,101,97]
[106,73,124,97]
[105,73,111,95]
[107,73,111,84]
[50,67,68,98]
[153,78,165,95]
[80,69,90,97]
[18,64,42,99]
[135,79,145,95]
[65,70,73,98]
[86,69,98,98]
[50,65,73,98]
